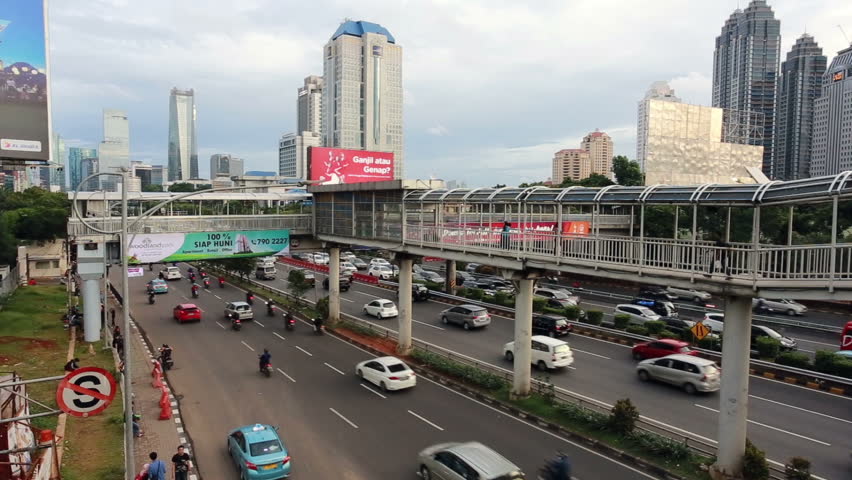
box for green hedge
[775,352,812,370]
[584,310,603,325]
[613,314,630,329]
[814,350,852,378]
[658,330,680,339]
[411,349,507,391]
[755,337,780,359]
[563,305,580,320]
[645,320,665,335]
[625,325,649,336]
[532,297,547,312]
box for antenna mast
[839,25,850,44]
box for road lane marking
[214,321,226,330]
[749,395,852,424]
[329,408,359,429]
[341,297,354,303]
[354,291,382,299]
[324,362,345,375]
[408,410,444,431]
[797,348,815,353]
[693,404,831,446]
[750,372,852,401]
[276,368,296,383]
[273,332,286,341]
[571,348,610,360]
[413,319,445,330]
[254,320,266,328]
[791,338,839,347]
[240,341,255,352]
[360,383,386,398]
[294,345,313,357]
[213,294,222,300]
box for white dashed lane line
[240,341,255,352]
[329,408,359,429]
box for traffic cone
[158,387,171,420]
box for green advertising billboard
[127,230,289,263]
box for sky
[46,0,852,187]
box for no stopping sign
[56,367,117,418]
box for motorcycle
[191,286,199,298]
[231,317,242,331]
[246,292,254,305]
[203,278,210,289]
[218,278,225,288]
[284,313,295,331]
[266,302,275,317]
[158,350,174,371]
[260,362,272,377]
[148,293,155,304]
[312,317,324,335]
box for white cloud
[426,124,450,136]
[669,72,713,106]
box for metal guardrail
[67,214,313,236]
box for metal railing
[68,214,313,236]
[0,265,19,298]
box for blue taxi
[146,279,169,294]
[227,424,291,479]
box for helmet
[263,349,269,354]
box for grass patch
[0,285,124,480]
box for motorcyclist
[246,290,254,304]
[158,271,165,280]
[148,292,155,304]
[187,267,194,275]
[191,283,200,297]
[203,277,210,289]
[200,270,207,278]
[159,344,173,362]
[218,276,226,287]
[189,272,196,282]
[266,299,275,314]
[313,316,324,334]
[539,454,571,480]
[259,349,271,371]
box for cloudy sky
[47,0,851,186]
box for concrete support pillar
[82,278,101,342]
[711,296,753,479]
[397,257,414,355]
[512,278,535,397]
[328,247,340,324]
[445,260,456,295]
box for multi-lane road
[262,261,851,479]
[123,266,658,480]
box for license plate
[262,464,277,470]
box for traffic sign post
[690,322,711,342]
[56,367,117,418]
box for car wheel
[380,381,388,393]
[463,322,471,331]
[694,297,702,303]
[357,369,363,379]
[377,312,383,320]
[505,351,514,362]
[363,308,368,315]
[632,352,643,361]
[786,309,795,316]
[240,469,248,480]
[537,360,548,370]
[420,466,432,480]
[638,370,650,381]
[683,383,697,395]
[441,316,449,324]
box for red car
[632,339,696,360]
[173,304,202,323]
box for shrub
[494,291,509,307]
[698,336,722,351]
[608,398,639,436]
[754,336,781,359]
[628,431,691,460]
[644,320,665,335]
[613,314,630,329]
[742,439,769,480]
[467,288,484,301]
[775,352,812,370]
[554,400,609,428]
[658,330,680,339]
[563,305,580,320]
[339,320,381,338]
[625,325,649,336]
[315,296,329,320]
[411,349,507,391]
[584,310,603,325]
[542,307,565,316]
[813,350,852,378]
[784,457,812,480]
[532,297,547,312]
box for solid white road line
[329,408,359,429]
[571,348,610,360]
[749,394,852,424]
[276,368,296,383]
[273,332,286,341]
[324,362,346,375]
[341,297,354,302]
[294,345,313,357]
[750,371,852,401]
[693,404,831,446]
[213,294,222,300]
[254,320,266,328]
[214,321,226,330]
[790,338,839,347]
[408,410,445,431]
[240,341,255,352]
[360,383,386,399]
[354,291,382,299]
[413,319,445,330]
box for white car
[503,336,574,370]
[161,266,182,280]
[368,265,394,280]
[313,253,329,265]
[701,318,724,335]
[341,252,357,262]
[614,304,661,325]
[355,356,416,391]
[666,286,712,303]
[363,299,398,319]
[370,258,391,267]
[256,256,276,267]
[340,262,358,275]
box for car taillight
[282,456,291,464]
[389,376,400,380]
[246,461,258,470]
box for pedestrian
[501,221,511,250]
[112,333,122,350]
[113,325,121,338]
[145,451,167,480]
[110,308,116,327]
[171,445,192,480]
[63,358,80,372]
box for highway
[268,261,852,479]
[122,267,657,480]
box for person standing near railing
[707,238,731,279]
[501,221,511,250]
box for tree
[492,184,506,188]
[0,188,70,265]
[612,156,643,186]
[168,182,195,192]
[212,257,254,280]
[288,269,312,309]
[142,184,163,192]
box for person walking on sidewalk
[144,452,167,480]
[172,445,192,480]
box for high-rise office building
[151,165,167,186]
[322,20,404,178]
[774,34,826,180]
[810,43,852,177]
[581,130,613,178]
[712,0,781,176]
[41,133,65,191]
[81,157,99,191]
[168,88,198,181]
[637,82,682,172]
[552,149,591,184]
[98,109,130,191]
[68,147,98,191]
[210,153,245,178]
[131,161,153,189]
[279,132,321,179]
[298,76,323,135]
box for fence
[67,214,313,237]
[0,265,20,299]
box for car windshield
[249,439,283,456]
[183,308,199,314]
[551,291,569,299]
[677,346,691,353]
[703,364,720,375]
[780,299,797,305]
[761,327,782,339]
[555,319,568,327]
[554,344,570,354]
[638,307,656,316]
[378,266,391,271]
[387,363,408,373]
[379,301,394,308]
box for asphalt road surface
[123,267,657,480]
[266,261,852,480]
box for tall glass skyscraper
[712,0,780,176]
[168,88,198,181]
[99,109,130,191]
[68,147,97,191]
[811,43,852,177]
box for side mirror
[275,425,280,431]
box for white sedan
[363,299,398,319]
[368,265,395,279]
[355,356,416,391]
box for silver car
[417,442,525,480]
[440,304,491,330]
[636,354,721,394]
[614,304,661,325]
[666,286,712,303]
[753,298,807,316]
[224,301,253,321]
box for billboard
[127,230,290,264]
[0,1,51,163]
[436,221,590,245]
[309,147,394,185]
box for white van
[255,265,276,280]
[503,335,574,370]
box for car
[367,265,395,280]
[535,287,579,307]
[417,441,524,480]
[636,354,721,394]
[412,263,425,273]
[412,272,428,283]
[291,268,315,286]
[753,298,807,316]
[455,272,475,285]
[666,286,712,303]
[173,304,201,323]
[227,423,291,479]
[504,335,574,370]
[146,279,169,294]
[161,266,182,281]
[631,298,678,317]
[255,265,276,280]
[397,283,429,301]
[341,252,357,262]
[363,299,398,319]
[632,339,696,360]
[355,356,416,392]
[532,314,572,337]
[474,279,513,293]
[700,317,725,335]
[660,316,696,336]
[370,258,391,267]
[351,258,368,270]
[637,286,678,301]
[225,301,254,321]
[834,350,852,359]
[440,305,491,330]
[751,325,797,351]
[256,256,276,267]
[322,276,351,292]
[614,304,661,325]
[339,262,358,275]
[464,263,482,273]
[420,271,444,283]
[703,313,724,323]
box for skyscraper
[810,43,852,177]
[279,132,320,179]
[774,34,826,180]
[210,154,244,178]
[168,88,198,181]
[322,20,404,178]
[712,0,781,176]
[552,149,591,184]
[298,76,323,135]
[68,147,98,191]
[150,165,167,186]
[99,109,130,191]
[637,82,681,172]
[581,130,614,178]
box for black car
[455,272,475,285]
[532,314,572,337]
[637,286,678,301]
[660,316,693,335]
[631,298,678,317]
[397,283,429,301]
[322,275,351,292]
[474,279,513,293]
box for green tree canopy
[612,156,643,186]
[142,184,163,192]
[168,182,195,192]
[0,188,70,265]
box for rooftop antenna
[839,25,850,44]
